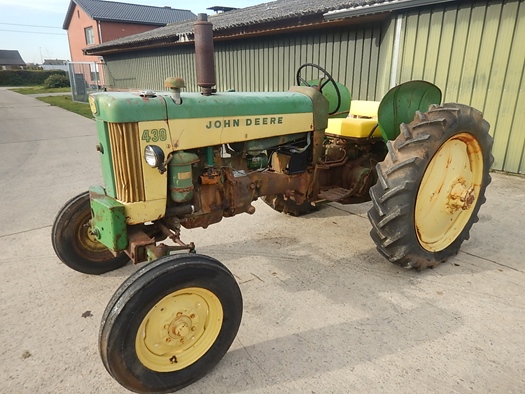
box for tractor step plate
[318,187,351,202]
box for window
[85,27,95,45]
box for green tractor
[52,14,492,394]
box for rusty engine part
[315,135,385,203]
[194,13,216,96]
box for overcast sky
[0,0,264,64]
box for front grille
[108,122,145,203]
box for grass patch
[10,86,71,94]
[37,95,94,119]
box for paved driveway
[1,87,524,393]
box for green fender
[377,81,442,141]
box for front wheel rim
[135,287,223,372]
[415,132,484,252]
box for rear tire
[99,254,243,393]
[52,192,129,274]
[368,104,493,269]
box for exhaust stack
[194,13,216,96]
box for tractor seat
[326,100,382,138]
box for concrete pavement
[1,87,524,393]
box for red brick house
[63,0,196,62]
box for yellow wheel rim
[415,132,484,252]
[135,287,223,372]
[76,215,107,253]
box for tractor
[52,14,493,394]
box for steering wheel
[296,63,341,115]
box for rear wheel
[51,192,129,274]
[368,104,493,269]
[99,254,243,393]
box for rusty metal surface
[125,228,156,264]
[314,135,386,202]
[177,164,314,229]
[194,14,216,95]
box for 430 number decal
[141,128,167,143]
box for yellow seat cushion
[349,100,380,117]
[326,100,381,138]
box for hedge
[0,70,68,86]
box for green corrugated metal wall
[103,25,383,101]
[388,0,525,173]
[103,0,525,173]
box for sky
[0,0,264,64]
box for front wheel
[99,254,243,393]
[51,192,129,274]
[368,103,493,269]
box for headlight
[144,145,165,168]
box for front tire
[99,254,243,393]
[368,104,493,269]
[51,192,129,274]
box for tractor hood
[89,90,323,124]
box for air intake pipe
[194,13,216,96]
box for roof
[85,0,455,55]
[0,50,26,66]
[63,0,196,29]
[43,59,68,65]
[207,6,239,13]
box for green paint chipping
[89,186,128,252]
[91,91,313,123]
[92,92,168,122]
[165,92,314,119]
[378,81,442,141]
[169,151,199,203]
[95,120,116,198]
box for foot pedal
[318,187,352,202]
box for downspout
[390,13,403,88]
[97,21,103,43]
[97,21,103,88]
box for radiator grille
[108,122,145,203]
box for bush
[43,74,70,88]
[0,70,67,86]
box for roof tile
[63,0,196,29]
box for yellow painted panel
[124,199,167,225]
[137,121,171,203]
[169,113,313,150]
[350,100,380,117]
[326,118,381,138]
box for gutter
[85,14,386,56]
[323,0,457,20]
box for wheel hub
[415,133,484,252]
[135,287,223,372]
[446,177,476,213]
